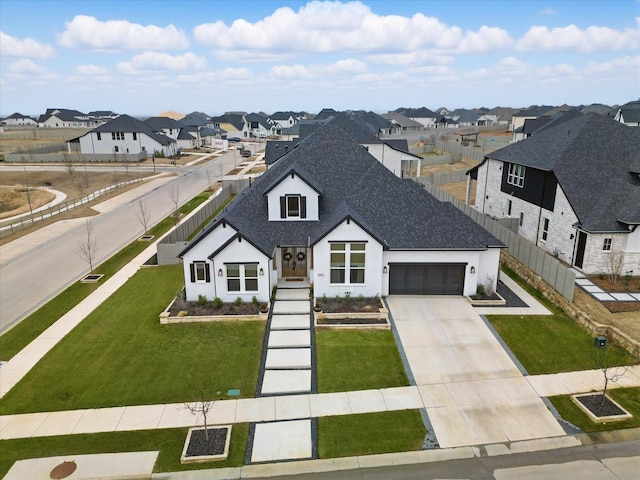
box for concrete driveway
[386,296,566,448]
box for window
[603,238,612,251]
[111,132,125,140]
[507,163,526,187]
[226,264,258,292]
[542,218,549,242]
[114,146,119,153]
[280,195,307,219]
[330,243,365,284]
[133,132,137,140]
[190,261,210,283]
[519,212,524,227]
[507,199,512,216]
[96,132,101,141]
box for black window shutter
[280,196,286,218]
[300,197,307,218]
[205,263,211,282]
[190,263,195,282]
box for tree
[605,250,624,286]
[183,373,216,441]
[169,185,180,223]
[64,155,76,178]
[593,340,629,407]
[135,199,151,235]
[205,168,213,192]
[78,219,98,274]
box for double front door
[282,247,307,277]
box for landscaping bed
[315,295,383,313]
[162,297,268,324]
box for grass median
[0,265,265,414]
[0,192,216,361]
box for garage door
[389,263,465,295]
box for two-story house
[179,125,503,304]
[469,113,640,276]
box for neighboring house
[350,111,393,137]
[38,108,101,128]
[243,113,274,139]
[180,125,503,304]
[450,110,481,127]
[468,113,640,275]
[88,111,119,122]
[176,129,197,150]
[509,106,554,132]
[382,113,424,133]
[268,111,299,133]
[614,100,640,126]
[1,112,37,126]
[483,107,520,127]
[400,107,438,128]
[436,116,459,129]
[144,116,185,140]
[512,109,582,142]
[211,113,244,138]
[77,114,177,157]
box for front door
[282,247,307,277]
[574,231,587,269]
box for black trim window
[519,212,524,227]
[111,132,125,140]
[133,132,137,140]
[280,195,307,219]
[603,238,612,251]
[227,263,258,292]
[507,163,525,187]
[330,243,365,284]
[97,132,101,141]
[190,261,210,283]
[541,218,549,242]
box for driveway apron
[386,296,566,448]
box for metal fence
[157,186,234,265]
[0,179,144,237]
[421,182,576,301]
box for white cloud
[0,31,55,59]
[117,52,207,75]
[517,24,640,52]
[74,64,110,76]
[584,55,640,75]
[8,59,47,74]
[539,7,557,16]
[58,15,189,51]
[269,58,368,80]
[176,68,252,84]
[193,1,512,60]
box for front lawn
[315,329,408,392]
[488,314,634,375]
[0,424,249,478]
[318,410,425,458]
[549,387,640,432]
[0,265,265,415]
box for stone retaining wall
[501,251,640,360]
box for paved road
[0,146,256,332]
[244,439,639,480]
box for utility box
[595,335,607,349]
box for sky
[1,0,638,117]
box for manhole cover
[50,460,76,479]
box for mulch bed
[184,427,228,457]
[590,276,640,293]
[602,302,640,313]
[575,394,627,418]
[316,297,382,313]
[316,318,387,325]
[169,302,261,316]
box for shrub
[233,296,243,306]
[212,297,223,308]
[476,283,485,296]
[322,294,328,303]
[252,296,259,306]
[198,294,207,305]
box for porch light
[383,266,388,274]
[259,268,264,276]
[218,268,223,277]
[470,266,476,274]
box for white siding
[267,174,320,221]
[79,131,174,156]
[364,144,404,177]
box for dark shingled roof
[487,113,640,232]
[181,125,503,258]
[145,116,185,130]
[91,114,175,145]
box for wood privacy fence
[421,182,576,301]
[157,185,233,265]
[433,140,485,164]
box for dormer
[264,169,322,221]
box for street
[0,146,253,332]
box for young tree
[605,250,624,286]
[593,341,630,407]
[135,199,151,235]
[205,168,213,192]
[78,219,98,274]
[64,156,76,178]
[169,185,180,223]
[183,373,216,441]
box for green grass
[316,330,408,392]
[0,424,249,478]
[0,193,211,360]
[488,314,634,375]
[0,265,265,415]
[549,387,640,432]
[318,410,426,458]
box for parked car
[228,137,241,142]
[240,149,251,158]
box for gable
[266,173,320,221]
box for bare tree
[169,185,180,223]
[605,250,624,286]
[183,373,216,441]
[78,219,98,274]
[135,199,151,235]
[205,168,213,192]
[593,341,630,407]
[64,156,76,178]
